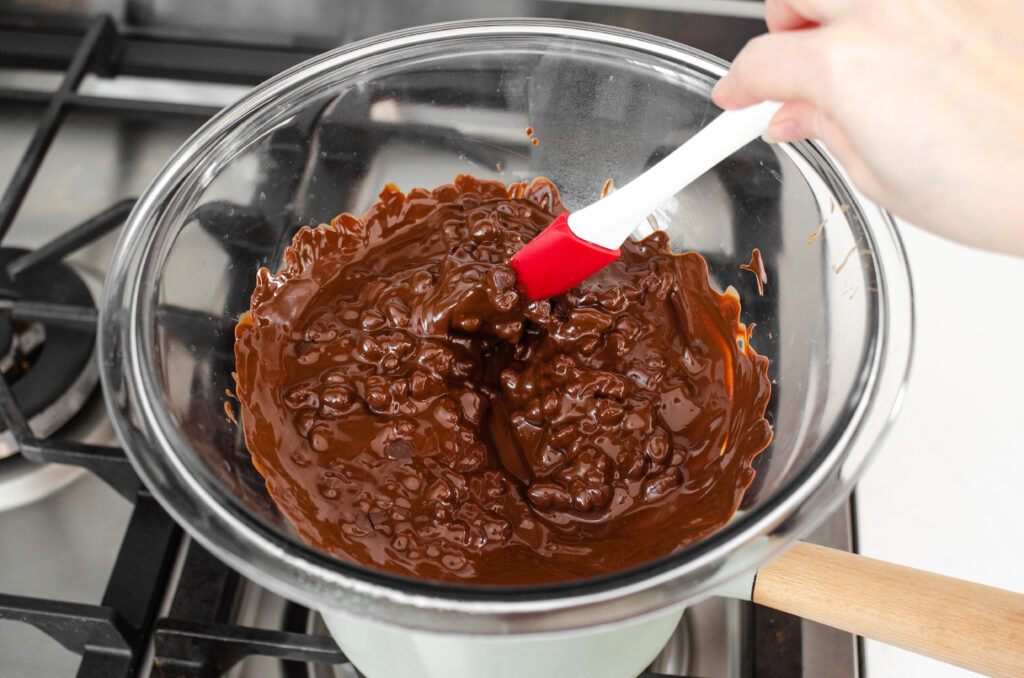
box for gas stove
[0,6,859,678]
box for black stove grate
[0,13,801,678]
[0,14,361,678]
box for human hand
[713,0,1024,257]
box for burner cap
[0,248,97,445]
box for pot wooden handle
[752,542,1024,677]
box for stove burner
[0,247,97,460]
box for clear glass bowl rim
[97,18,914,634]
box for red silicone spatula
[509,100,782,301]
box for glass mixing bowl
[99,19,912,637]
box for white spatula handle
[568,100,783,250]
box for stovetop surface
[0,7,863,678]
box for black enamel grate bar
[155,620,348,677]
[0,594,132,658]
[0,16,114,241]
[0,17,142,501]
[19,438,141,501]
[8,197,135,277]
[0,15,350,677]
[0,313,138,498]
[0,497,181,678]
[152,538,349,678]
[0,14,188,677]
[0,87,223,119]
[0,298,98,330]
[77,497,182,677]
[0,22,316,85]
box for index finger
[712,30,828,110]
[766,0,846,31]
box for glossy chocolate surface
[234,175,772,585]
[740,248,767,296]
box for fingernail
[762,119,801,144]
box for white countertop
[856,219,1024,677]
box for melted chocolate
[740,248,767,296]
[233,175,772,585]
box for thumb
[763,101,882,205]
